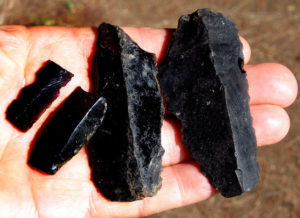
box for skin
[0,26,297,218]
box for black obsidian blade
[28,87,107,175]
[158,9,259,197]
[89,23,164,201]
[6,61,73,132]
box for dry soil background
[1,0,299,217]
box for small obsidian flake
[158,9,259,197]
[89,23,164,201]
[28,87,107,175]
[6,61,73,132]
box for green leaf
[43,18,56,26]
[64,0,76,13]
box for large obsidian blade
[158,9,259,197]
[6,61,73,132]
[28,87,107,175]
[89,23,164,201]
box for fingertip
[240,36,251,64]
[247,63,298,108]
[252,105,290,146]
[271,63,298,107]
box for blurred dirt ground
[1,0,299,217]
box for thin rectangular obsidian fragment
[6,61,73,132]
[28,87,107,175]
[158,9,259,197]
[89,23,164,201]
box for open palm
[0,26,297,218]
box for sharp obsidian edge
[89,23,164,201]
[158,9,260,197]
[6,61,73,132]
[28,87,107,175]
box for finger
[251,104,290,146]
[89,161,215,218]
[161,119,190,167]
[239,36,251,64]
[161,104,290,166]
[26,26,252,66]
[247,63,298,107]
[122,27,252,64]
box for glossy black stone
[6,61,73,132]
[158,9,259,197]
[28,87,107,175]
[89,23,164,201]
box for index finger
[121,27,252,64]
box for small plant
[64,0,76,13]
[33,18,56,26]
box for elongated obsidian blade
[28,87,107,175]
[158,9,259,197]
[6,61,73,132]
[89,23,164,201]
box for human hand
[0,26,297,217]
